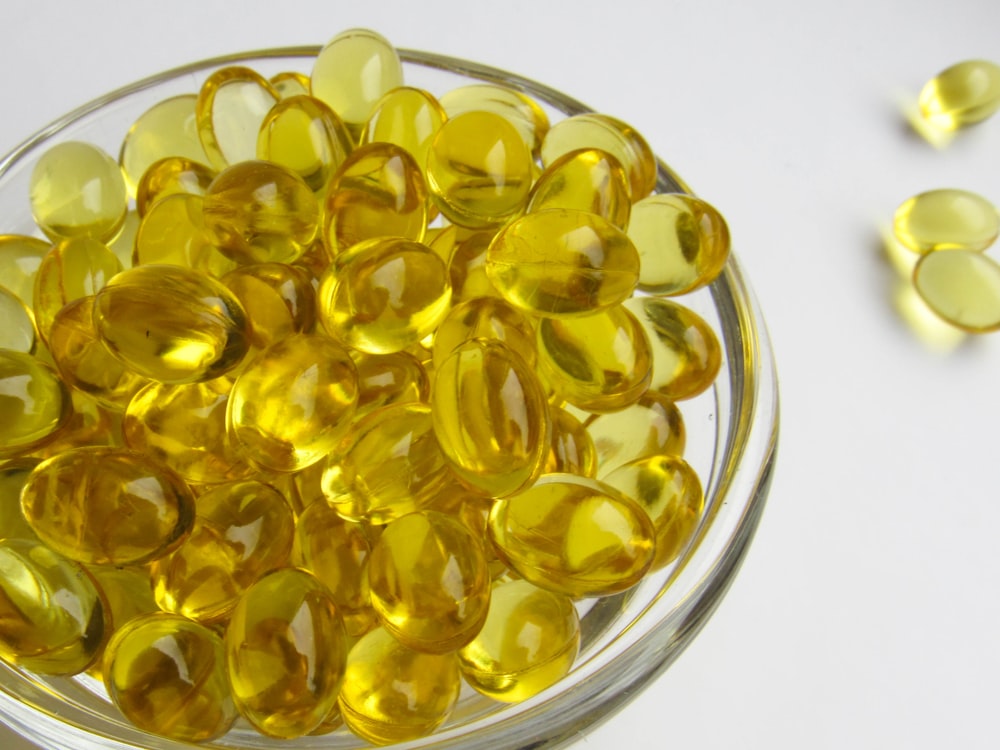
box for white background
[3,1,1000,748]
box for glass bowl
[0,46,779,750]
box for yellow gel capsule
[29,141,128,242]
[338,626,461,745]
[124,377,253,484]
[628,193,730,295]
[431,296,537,368]
[439,83,550,157]
[203,159,319,265]
[586,391,686,477]
[458,578,580,702]
[257,94,353,192]
[28,390,123,460]
[893,189,999,254]
[919,60,1000,130]
[486,208,640,316]
[0,538,108,675]
[627,296,722,400]
[152,480,294,622]
[368,511,491,653]
[135,156,215,217]
[432,340,550,497]
[537,304,652,412]
[0,234,49,307]
[103,613,236,742]
[541,113,657,200]
[133,193,238,276]
[83,563,160,679]
[311,28,404,140]
[270,71,311,99]
[195,66,280,170]
[318,237,451,354]
[426,111,533,229]
[361,86,447,172]
[488,473,656,598]
[324,142,428,254]
[913,249,1000,332]
[222,262,317,350]
[354,350,429,417]
[546,406,598,476]
[226,568,347,738]
[322,402,455,525]
[33,236,122,342]
[528,148,631,230]
[48,296,147,410]
[448,229,504,302]
[228,333,358,472]
[107,209,139,270]
[94,264,250,383]
[604,454,704,570]
[0,351,69,458]
[119,94,210,196]
[0,285,36,353]
[0,459,42,542]
[20,447,195,566]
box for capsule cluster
[0,28,728,745]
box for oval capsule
[361,86,447,172]
[486,208,640,316]
[587,391,686,477]
[546,406,598,476]
[222,262,317,350]
[0,460,42,542]
[226,568,347,739]
[919,60,1000,130]
[353,350,429,417]
[0,351,69,458]
[439,83,549,156]
[20,447,195,565]
[431,295,537,368]
[196,66,279,170]
[135,156,215,216]
[120,94,210,196]
[0,234,49,307]
[528,147,631,230]
[448,229,503,302]
[0,286,36,354]
[893,188,999,254]
[134,193,237,277]
[913,249,1000,332]
[270,71,311,99]
[488,473,656,598]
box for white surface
[3,1,1000,748]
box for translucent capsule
[432,340,550,497]
[426,111,534,228]
[228,333,358,472]
[448,229,503,302]
[119,94,210,196]
[546,406,598,476]
[95,264,249,383]
[0,538,108,674]
[152,480,294,622]
[103,613,236,742]
[431,296,537,368]
[318,237,451,354]
[913,249,1000,332]
[48,296,147,410]
[919,60,1000,130]
[20,447,195,565]
[486,208,640,316]
[628,193,730,295]
[86,565,158,638]
[324,143,428,254]
[338,626,461,745]
[0,285,36,353]
[133,193,237,276]
[354,350,429,417]
[226,568,347,738]
[528,148,632,229]
[270,71,311,99]
[107,209,139,269]
[587,391,686,477]
[135,156,215,217]
[368,511,491,653]
[195,66,280,170]
[893,189,999,254]
[0,460,42,541]
[0,351,69,458]
[458,578,580,702]
[361,86,447,172]
[124,378,253,483]
[203,160,319,265]
[33,236,122,341]
[538,304,652,412]
[29,390,124,459]
[29,141,128,242]
[541,113,657,200]
[257,94,352,191]
[488,473,656,598]
[627,296,722,400]
[439,83,550,156]
[0,234,49,307]
[222,262,316,350]
[604,454,704,569]
[311,28,404,139]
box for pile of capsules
[0,28,729,745]
[890,60,1000,335]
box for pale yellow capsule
[270,71,311,99]
[0,286,36,353]
[107,210,139,269]
[0,235,49,307]
[586,391,686,477]
[919,60,1000,130]
[196,66,280,170]
[0,352,69,458]
[913,249,1000,332]
[362,87,447,171]
[133,193,238,277]
[893,189,999,254]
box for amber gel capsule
[226,568,347,738]
[546,406,598,476]
[431,296,537,368]
[0,460,42,542]
[893,189,999,254]
[528,147,632,230]
[221,262,317,350]
[353,350,429,417]
[103,613,236,742]
[919,60,1000,130]
[0,351,69,458]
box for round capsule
[426,111,533,229]
[919,60,1000,130]
[338,626,461,745]
[353,350,429,417]
[0,285,36,354]
[195,66,280,170]
[586,391,686,477]
[431,296,537,368]
[228,333,358,472]
[135,156,215,217]
[318,237,451,354]
[104,613,236,742]
[221,262,316,350]
[30,141,128,242]
[0,351,69,458]
[0,234,49,307]
[226,568,347,739]
[20,447,195,566]
[488,473,656,598]
[368,511,491,653]
[893,189,999,254]
[546,406,598,476]
[432,340,550,497]
[361,86,447,172]
[913,249,1000,332]
[0,538,108,675]
[486,208,640,316]
[439,83,550,156]
[528,148,631,229]
[133,193,237,276]
[458,578,580,702]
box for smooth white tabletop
[2,1,999,748]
